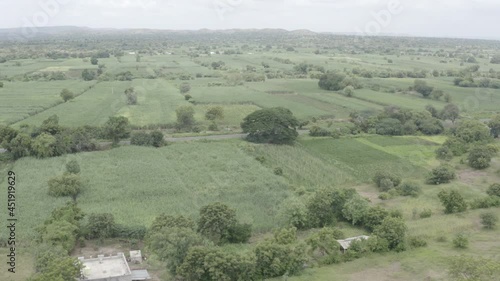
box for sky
[1,0,499,39]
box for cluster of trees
[371,171,422,199]
[0,115,99,160]
[350,106,444,136]
[318,72,362,92]
[435,119,496,169]
[241,107,299,144]
[146,203,252,279]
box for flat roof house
[78,253,151,281]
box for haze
[1,0,499,39]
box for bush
[435,145,454,161]
[453,233,469,249]
[407,236,428,248]
[438,190,467,214]
[130,132,152,146]
[469,197,500,209]
[467,146,493,169]
[373,171,402,190]
[426,165,456,185]
[419,209,433,219]
[309,126,331,137]
[85,213,116,239]
[273,167,283,176]
[65,159,80,174]
[487,183,500,197]
[113,224,147,239]
[397,181,421,197]
[227,223,252,243]
[480,212,498,229]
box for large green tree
[104,116,131,144]
[241,107,299,145]
[197,202,237,244]
[47,174,83,202]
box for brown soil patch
[457,169,488,186]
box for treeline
[0,115,166,161]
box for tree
[40,220,79,253]
[375,118,403,136]
[176,106,196,130]
[150,131,165,147]
[241,107,299,145]
[363,206,390,231]
[373,171,402,190]
[441,103,460,123]
[438,190,467,214]
[33,243,67,273]
[488,114,500,138]
[413,80,434,98]
[454,120,492,144]
[178,246,256,281]
[306,227,344,264]
[124,87,137,105]
[60,89,74,102]
[180,83,191,94]
[448,255,500,281]
[431,89,444,100]
[425,104,439,118]
[47,174,83,202]
[90,57,98,65]
[318,72,346,91]
[81,69,96,81]
[343,85,355,97]
[85,213,116,239]
[40,114,61,135]
[373,217,407,250]
[0,82,3,88]
[65,159,80,174]
[197,202,237,244]
[278,197,308,229]
[254,231,307,278]
[490,56,500,64]
[467,146,493,169]
[148,226,204,276]
[31,133,57,158]
[426,165,456,185]
[205,106,224,121]
[5,133,31,160]
[480,212,498,229]
[342,196,370,225]
[29,256,82,281]
[486,183,500,197]
[104,116,131,144]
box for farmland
[1,29,500,281]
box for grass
[0,80,95,125]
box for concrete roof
[131,270,151,280]
[79,253,131,280]
[336,235,370,250]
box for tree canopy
[241,107,299,145]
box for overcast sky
[1,0,499,39]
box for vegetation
[241,107,299,144]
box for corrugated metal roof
[336,235,370,250]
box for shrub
[487,183,500,197]
[227,223,252,243]
[278,197,308,229]
[480,212,498,229]
[419,209,433,219]
[113,224,147,239]
[130,132,151,146]
[373,171,402,190]
[343,85,355,97]
[467,146,493,169]
[65,159,80,174]
[435,146,454,161]
[438,190,467,214]
[408,236,428,248]
[426,165,456,185]
[85,213,116,239]
[469,197,500,209]
[397,181,421,197]
[205,106,224,121]
[273,167,283,176]
[453,233,469,249]
[309,126,330,137]
[208,122,218,131]
[180,83,191,94]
